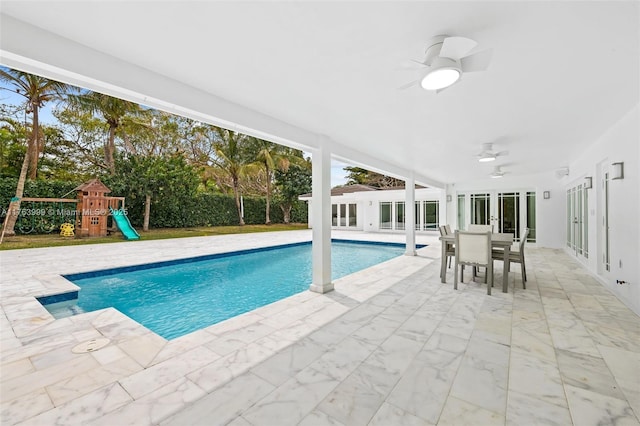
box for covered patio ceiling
[1,1,638,187]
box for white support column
[405,175,417,256]
[309,146,333,293]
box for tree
[104,153,199,231]
[210,128,256,225]
[0,68,70,236]
[66,91,149,174]
[343,165,404,188]
[0,115,28,178]
[249,138,305,224]
[274,160,312,224]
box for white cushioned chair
[454,230,493,295]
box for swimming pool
[47,240,421,340]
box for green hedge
[0,178,308,233]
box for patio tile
[242,367,339,425]
[92,377,206,425]
[119,345,219,400]
[507,348,566,407]
[506,391,572,426]
[438,396,504,426]
[2,233,639,426]
[369,402,432,426]
[0,388,53,425]
[564,385,639,426]
[46,356,142,406]
[162,372,274,426]
[16,382,132,426]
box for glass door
[497,192,520,240]
[470,193,492,226]
[566,183,589,260]
[461,190,536,243]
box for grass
[0,223,308,251]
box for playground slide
[109,208,140,240]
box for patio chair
[493,228,529,289]
[439,226,455,275]
[466,224,493,281]
[468,224,493,232]
[454,230,493,295]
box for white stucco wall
[566,105,639,314]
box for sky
[1,73,350,186]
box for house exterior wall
[449,105,639,314]
[302,187,444,232]
[566,105,639,314]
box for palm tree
[0,68,70,179]
[0,68,70,236]
[211,128,255,225]
[67,91,148,174]
[250,138,304,224]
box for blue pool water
[56,240,417,340]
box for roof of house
[299,184,378,198]
[74,178,112,193]
[299,183,430,198]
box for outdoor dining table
[439,232,515,293]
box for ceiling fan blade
[439,36,478,60]
[397,80,419,90]
[460,49,493,72]
[397,59,429,70]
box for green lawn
[0,223,308,251]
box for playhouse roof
[74,178,111,193]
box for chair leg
[522,257,527,282]
[487,261,492,295]
[448,256,452,269]
[454,262,459,290]
[521,261,526,289]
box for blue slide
[109,208,140,240]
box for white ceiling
[1,1,638,186]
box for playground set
[1,178,139,240]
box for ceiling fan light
[478,154,496,162]
[421,68,460,90]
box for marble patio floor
[1,230,639,425]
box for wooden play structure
[74,179,125,237]
[2,178,128,238]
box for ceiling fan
[490,166,506,179]
[399,35,492,92]
[477,143,508,162]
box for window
[423,200,439,229]
[396,202,405,230]
[415,201,421,231]
[498,192,520,240]
[566,190,571,248]
[583,188,588,258]
[457,194,466,230]
[380,202,392,229]
[333,203,357,228]
[566,184,587,259]
[348,204,357,227]
[470,193,491,225]
[526,192,536,243]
